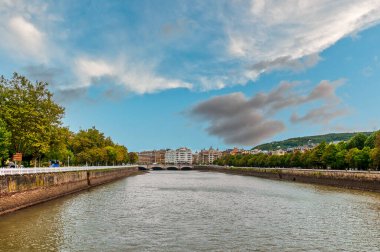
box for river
[0,170,379,251]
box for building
[165,147,192,164]
[270,149,286,156]
[137,149,167,164]
[241,149,262,155]
[197,147,222,165]
[193,152,199,164]
[223,147,242,156]
[137,151,153,164]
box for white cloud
[6,16,48,62]
[2,1,380,94]
[71,57,192,94]
[224,0,380,79]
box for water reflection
[0,171,379,251]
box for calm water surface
[0,171,380,251]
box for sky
[1,0,380,152]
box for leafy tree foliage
[0,73,134,167]
[346,133,367,150]
[254,132,372,151]
[364,132,376,148]
[0,73,64,164]
[128,152,138,164]
[215,132,380,171]
[64,127,130,166]
[0,119,11,164]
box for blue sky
[1,0,380,151]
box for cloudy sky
[1,0,380,151]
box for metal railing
[0,165,138,176]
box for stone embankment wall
[0,167,140,216]
[195,166,380,192]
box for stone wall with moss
[0,167,140,215]
[195,166,380,192]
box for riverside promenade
[0,165,140,216]
[0,165,137,176]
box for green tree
[310,142,327,168]
[335,149,348,170]
[45,127,74,165]
[300,150,312,168]
[370,148,380,170]
[375,131,380,148]
[336,141,347,151]
[128,152,138,164]
[346,133,367,150]
[0,118,11,165]
[104,146,117,165]
[290,151,302,167]
[354,147,371,170]
[115,145,129,164]
[70,127,106,154]
[322,144,338,169]
[345,148,360,169]
[0,73,65,165]
[364,132,376,148]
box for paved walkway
[0,165,137,176]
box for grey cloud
[23,64,63,87]
[291,106,349,124]
[191,93,250,120]
[250,54,322,74]
[208,112,285,146]
[189,79,347,146]
[308,79,343,102]
[55,87,87,103]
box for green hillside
[253,132,373,151]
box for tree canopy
[0,73,135,167]
[0,73,65,163]
[0,119,11,163]
[215,132,380,171]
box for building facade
[137,149,167,164]
[197,147,222,165]
[165,147,192,164]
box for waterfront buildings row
[137,145,316,165]
[137,147,222,165]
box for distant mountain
[253,132,373,151]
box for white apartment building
[165,147,192,164]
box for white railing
[0,165,138,176]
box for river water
[0,171,379,251]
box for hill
[253,132,373,151]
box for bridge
[137,164,193,171]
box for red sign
[13,153,22,161]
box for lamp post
[68,156,70,167]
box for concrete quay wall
[194,165,380,192]
[0,167,140,216]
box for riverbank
[194,165,380,192]
[0,166,141,216]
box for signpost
[13,153,22,167]
[13,153,22,161]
